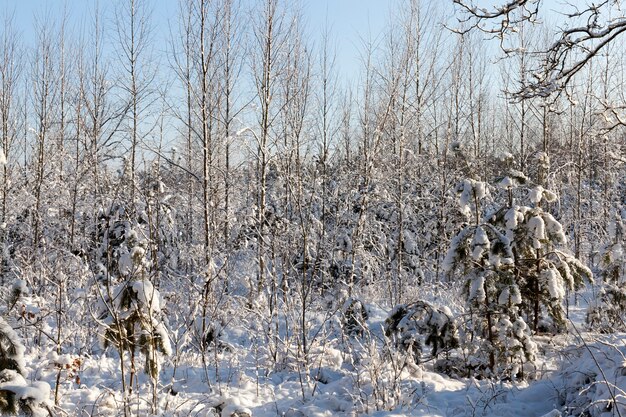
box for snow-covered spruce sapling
[97,215,171,413]
[443,178,535,378]
[587,211,626,332]
[0,316,50,416]
[443,176,591,378]
[495,179,592,332]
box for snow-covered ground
[16,285,624,417]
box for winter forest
[0,0,624,416]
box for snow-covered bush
[556,337,626,417]
[99,279,171,378]
[384,300,459,364]
[7,279,27,312]
[0,316,50,416]
[95,203,171,413]
[341,298,368,337]
[587,211,626,332]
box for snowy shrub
[0,316,50,416]
[341,298,368,337]
[95,202,171,414]
[586,282,626,333]
[587,211,626,332]
[557,338,626,417]
[444,222,537,377]
[7,280,27,312]
[456,179,489,221]
[384,300,459,364]
[99,278,171,379]
[0,317,25,377]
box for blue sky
[303,0,391,81]
[4,0,392,84]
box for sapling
[96,207,171,415]
[444,174,592,378]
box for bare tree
[114,0,155,205]
[250,0,292,296]
[276,5,314,394]
[453,0,626,98]
[56,8,70,182]
[31,14,59,250]
[313,20,339,293]
[0,12,21,249]
[170,0,199,248]
[218,0,242,247]
[82,2,126,217]
[193,2,224,379]
[191,0,222,286]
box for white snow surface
[541,267,566,301]
[132,278,161,312]
[469,274,486,303]
[471,226,490,260]
[10,285,626,417]
[528,186,544,204]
